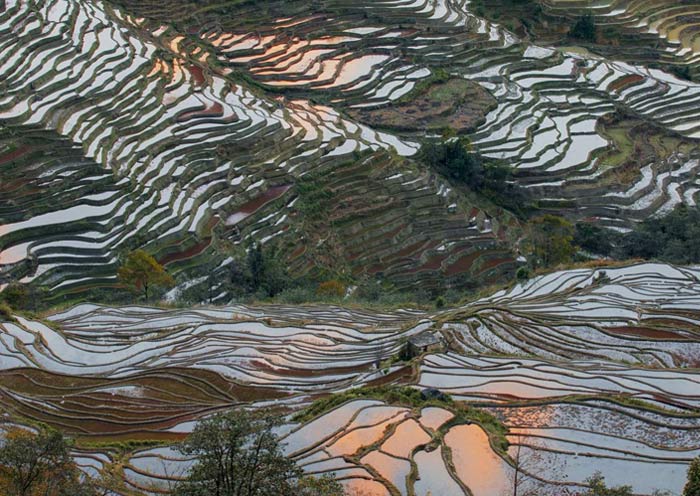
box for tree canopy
[0,284,29,309]
[582,473,632,496]
[421,139,487,190]
[420,139,528,214]
[616,204,700,263]
[117,249,174,300]
[0,426,95,496]
[684,456,700,496]
[569,14,596,42]
[525,215,576,268]
[246,243,290,297]
[174,409,345,496]
[574,205,700,263]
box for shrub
[0,302,13,321]
[316,280,346,298]
[421,139,486,190]
[355,279,382,301]
[296,176,333,220]
[276,286,315,304]
[398,342,417,361]
[671,65,692,81]
[515,267,530,281]
[0,283,29,309]
[574,222,616,256]
[247,243,291,297]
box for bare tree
[374,338,387,371]
[506,435,546,496]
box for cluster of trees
[0,426,116,496]
[509,434,675,496]
[525,214,576,268]
[420,139,529,214]
[518,204,700,277]
[418,142,700,278]
[0,283,49,313]
[421,139,493,190]
[615,204,700,263]
[575,204,700,264]
[0,244,424,311]
[245,243,291,297]
[579,473,662,496]
[511,433,699,496]
[0,242,300,310]
[0,250,178,311]
[5,184,700,311]
[116,243,293,303]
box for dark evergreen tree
[570,14,596,41]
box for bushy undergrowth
[295,175,334,221]
[0,302,14,321]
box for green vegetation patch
[292,386,452,423]
[575,204,700,264]
[346,76,497,135]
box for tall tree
[0,426,95,496]
[247,244,265,292]
[117,249,174,300]
[246,243,289,297]
[507,435,546,496]
[174,409,345,496]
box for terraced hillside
[1,262,700,494]
[5,1,700,492]
[3,0,700,302]
[0,0,522,299]
[473,0,700,78]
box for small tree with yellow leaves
[118,249,174,301]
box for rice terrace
[3,0,700,495]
